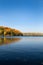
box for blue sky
[0,0,43,32]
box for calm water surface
[0,37,43,65]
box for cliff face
[0,26,23,36]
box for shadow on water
[0,37,22,45]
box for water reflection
[0,37,43,65]
[0,37,21,45]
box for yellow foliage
[0,26,23,36]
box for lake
[0,37,43,65]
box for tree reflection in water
[0,37,21,45]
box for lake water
[0,37,43,65]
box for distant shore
[23,33,43,36]
[0,26,43,36]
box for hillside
[0,26,23,36]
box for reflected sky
[0,37,43,65]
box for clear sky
[0,0,43,32]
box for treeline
[23,33,43,36]
[0,26,23,36]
